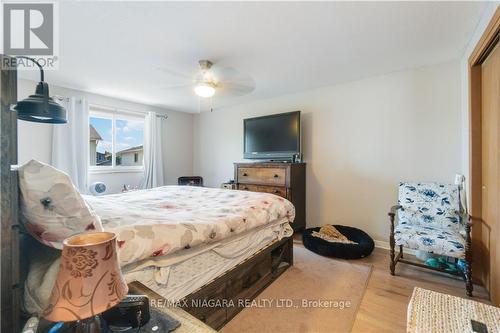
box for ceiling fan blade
[212,66,254,84]
[157,67,194,80]
[161,83,193,91]
[218,82,255,97]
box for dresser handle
[273,190,279,194]
[243,187,248,190]
[242,173,248,176]
[273,174,279,178]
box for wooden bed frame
[131,236,293,330]
[1,55,22,333]
[1,57,294,330]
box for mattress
[84,185,295,266]
[124,220,293,301]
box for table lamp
[44,232,128,333]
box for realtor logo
[3,3,54,55]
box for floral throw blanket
[84,186,295,266]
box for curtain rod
[53,95,82,103]
[88,102,169,119]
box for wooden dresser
[234,162,306,231]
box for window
[89,106,145,171]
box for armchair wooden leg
[465,217,473,297]
[390,243,396,275]
[465,260,473,297]
[389,212,396,276]
[399,245,404,259]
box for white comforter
[84,186,295,266]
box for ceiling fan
[193,60,218,98]
[159,60,255,110]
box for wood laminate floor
[351,247,490,333]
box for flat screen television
[243,111,301,160]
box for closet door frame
[468,7,500,302]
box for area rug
[221,245,372,333]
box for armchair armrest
[388,205,402,217]
[464,215,473,265]
[466,215,477,227]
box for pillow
[18,160,103,249]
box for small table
[407,287,500,333]
[129,282,217,333]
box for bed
[18,160,295,329]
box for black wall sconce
[13,56,66,124]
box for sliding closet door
[481,41,500,304]
[469,7,499,304]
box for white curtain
[142,112,164,188]
[51,97,89,193]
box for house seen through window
[89,107,145,169]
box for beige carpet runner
[221,245,372,333]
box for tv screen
[244,111,300,159]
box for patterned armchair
[388,182,472,296]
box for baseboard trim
[374,240,417,255]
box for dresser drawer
[182,282,227,329]
[238,184,287,198]
[226,255,272,319]
[237,167,286,186]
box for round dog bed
[302,225,374,259]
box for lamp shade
[14,81,67,124]
[44,232,128,322]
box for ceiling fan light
[194,82,215,98]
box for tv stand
[234,162,306,232]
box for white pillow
[18,160,103,249]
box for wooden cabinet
[234,162,306,232]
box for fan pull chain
[210,96,213,112]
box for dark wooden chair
[178,176,203,187]
[388,182,473,296]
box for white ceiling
[19,1,488,113]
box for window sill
[89,168,144,174]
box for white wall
[193,61,462,241]
[17,79,194,193]
[162,107,194,186]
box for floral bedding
[84,186,295,266]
